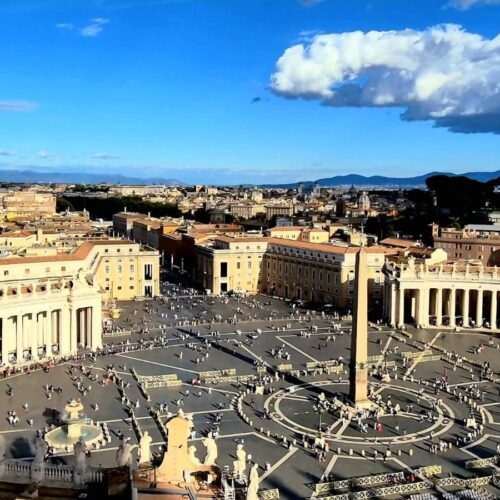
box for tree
[56,197,75,212]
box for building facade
[0,269,102,366]
[432,225,500,266]
[0,239,160,367]
[195,236,391,311]
[0,191,56,222]
[196,238,266,295]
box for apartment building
[432,224,500,265]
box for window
[130,285,134,290]
[117,249,121,253]
[237,262,241,270]
[105,249,109,253]
[45,267,50,273]
[105,266,110,273]
[105,286,110,291]
[61,267,66,271]
[118,265,123,273]
[3,271,8,276]
[220,262,228,278]
[117,286,122,290]
[25,269,30,274]
[130,264,135,272]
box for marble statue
[73,438,87,487]
[246,463,260,500]
[202,435,218,466]
[185,413,194,439]
[233,443,246,480]
[77,268,87,285]
[116,440,136,467]
[33,437,48,465]
[188,445,202,466]
[139,431,152,465]
[74,438,87,472]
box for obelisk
[349,246,370,407]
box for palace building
[195,236,394,311]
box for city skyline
[1,0,499,184]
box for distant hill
[0,169,184,186]
[262,170,500,188]
[0,167,498,188]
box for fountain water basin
[45,399,104,451]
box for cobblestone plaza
[0,291,498,498]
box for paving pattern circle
[264,380,457,445]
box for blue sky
[0,0,499,185]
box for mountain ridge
[0,168,498,188]
[260,170,500,188]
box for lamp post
[313,398,329,433]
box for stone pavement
[0,291,498,499]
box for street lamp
[313,398,329,432]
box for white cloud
[270,24,500,134]
[447,0,500,10]
[56,23,74,30]
[91,152,121,160]
[0,149,15,157]
[37,150,59,160]
[0,100,37,112]
[80,17,110,37]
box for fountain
[44,399,104,451]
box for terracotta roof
[268,238,393,255]
[0,239,136,266]
[213,236,394,255]
[380,237,419,248]
[268,226,304,232]
[0,230,34,238]
[216,236,266,244]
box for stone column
[16,315,23,363]
[0,318,6,366]
[462,289,470,328]
[31,314,38,361]
[436,289,442,326]
[91,307,102,350]
[72,309,79,353]
[476,290,483,328]
[59,309,69,355]
[490,291,497,330]
[418,288,429,327]
[44,309,52,357]
[423,287,429,327]
[390,284,396,327]
[86,308,92,348]
[449,289,456,328]
[397,287,405,327]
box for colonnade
[0,305,100,366]
[385,284,499,330]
